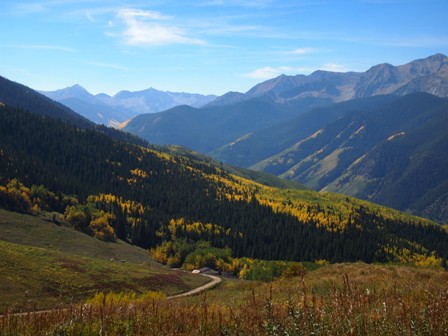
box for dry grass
[1,263,447,335]
[0,210,209,313]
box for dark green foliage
[1,105,448,264]
[0,75,92,128]
[328,93,448,222]
[220,93,448,223]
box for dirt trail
[168,273,221,299]
[2,273,221,317]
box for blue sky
[1,0,447,96]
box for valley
[0,53,447,335]
[111,54,448,223]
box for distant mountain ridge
[123,53,448,154]
[206,53,448,108]
[40,85,217,127]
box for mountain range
[4,53,448,224]
[208,53,448,106]
[118,53,448,223]
[40,85,217,127]
[1,82,447,267]
[122,54,448,150]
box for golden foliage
[383,245,443,268]
[90,214,117,242]
[90,193,144,215]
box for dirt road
[168,273,221,299]
[2,273,221,317]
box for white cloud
[244,66,311,79]
[12,3,46,15]
[84,61,129,71]
[200,0,273,8]
[85,10,94,22]
[288,47,318,55]
[116,8,206,47]
[321,63,348,72]
[10,44,76,52]
[244,62,350,79]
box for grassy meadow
[0,209,209,313]
[1,262,447,335]
[1,209,447,335]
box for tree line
[0,104,447,267]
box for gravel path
[168,273,221,299]
[2,273,222,317]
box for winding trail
[1,273,221,318]
[168,273,221,299]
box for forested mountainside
[0,75,92,128]
[1,104,447,266]
[0,75,147,147]
[326,95,448,222]
[245,93,448,223]
[118,54,448,223]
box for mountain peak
[425,53,447,62]
[39,84,93,100]
[70,83,85,90]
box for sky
[1,0,447,96]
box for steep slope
[354,53,448,98]
[0,209,209,311]
[41,85,217,126]
[122,53,448,162]
[0,75,148,147]
[247,93,448,222]
[211,95,397,168]
[206,53,448,109]
[123,96,298,153]
[1,103,447,265]
[246,71,361,103]
[0,76,92,128]
[326,95,448,222]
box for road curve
[1,273,221,318]
[2,273,221,317]
[168,273,221,299]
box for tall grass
[1,266,447,335]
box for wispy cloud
[9,44,76,52]
[10,3,46,15]
[200,0,273,8]
[84,61,130,71]
[287,47,319,55]
[320,63,348,72]
[115,8,206,47]
[244,62,349,79]
[244,66,311,79]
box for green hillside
[0,209,209,312]
[327,95,448,222]
[1,104,447,267]
[218,93,448,223]
[0,75,92,128]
